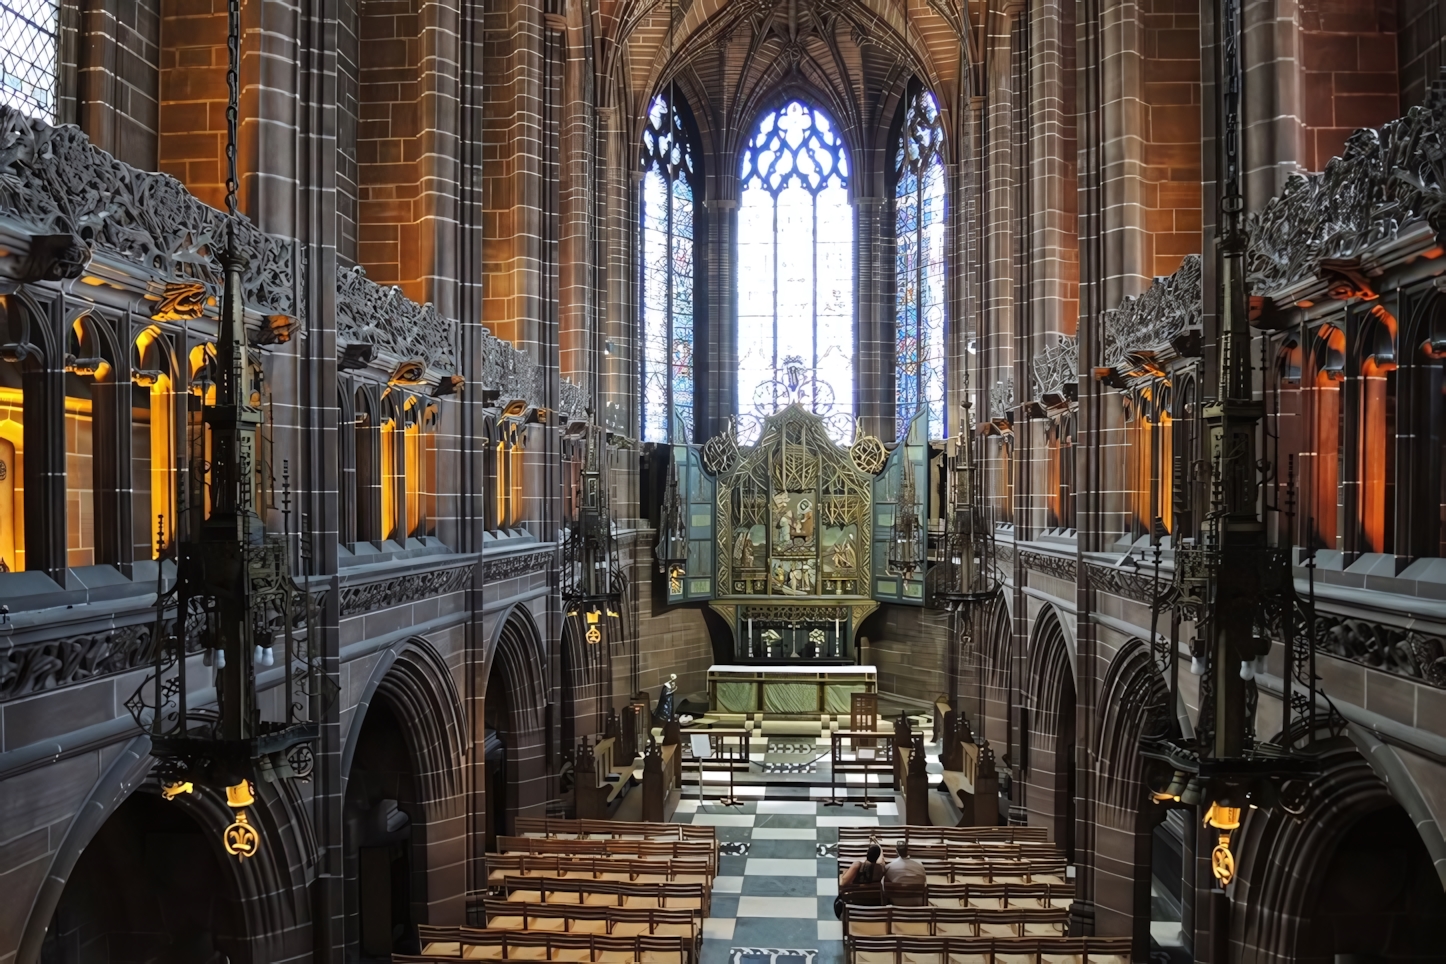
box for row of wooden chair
[841,881,1074,909]
[498,837,717,877]
[485,855,712,884]
[837,826,1049,845]
[515,817,716,847]
[835,857,1068,884]
[837,842,1063,863]
[482,876,712,917]
[847,936,1130,964]
[843,905,1070,938]
[405,927,692,963]
[475,900,699,942]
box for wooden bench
[838,827,1049,845]
[835,857,1068,884]
[497,837,717,877]
[476,900,700,949]
[845,935,1132,964]
[514,818,717,847]
[642,741,679,822]
[837,842,1064,863]
[409,926,691,963]
[917,883,1075,909]
[485,855,712,885]
[843,905,1070,938]
[484,877,711,917]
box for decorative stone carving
[1101,254,1202,369]
[1018,549,1076,582]
[335,265,458,375]
[480,550,553,582]
[558,379,589,423]
[994,543,1016,570]
[1030,336,1078,403]
[1246,79,1446,298]
[1086,562,1161,604]
[0,608,204,701]
[989,376,1015,421]
[338,564,474,617]
[1312,613,1446,689]
[0,107,295,317]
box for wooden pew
[845,935,1132,964]
[842,904,1070,938]
[642,740,679,823]
[514,818,717,847]
[484,854,712,885]
[476,900,699,948]
[497,837,717,877]
[837,841,1064,863]
[409,926,691,963]
[916,882,1076,909]
[483,876,711,917]
[837,826,1048,844]
[835,856,1068,884]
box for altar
[655,398,930,667]
[707,663,877,716]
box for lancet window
[640,89,697,443]
[0,1,60,122]
[893,89,947,440]
[737,100,855,445]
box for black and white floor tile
[674,792,901,964]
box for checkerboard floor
[673,794,902,964]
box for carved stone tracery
[1245,77,1446,299]
[0,106,295,317]
[338,564,475,617]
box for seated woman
[839,843,885,888]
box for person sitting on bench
[839,843,885,887]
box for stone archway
[1228,739,1446,964]
[1088,639,1169,958]
[342,637,469,958]
[485,607,551,842]
[1024,605,1076,857]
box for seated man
[882,840,927,904]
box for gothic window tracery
[737,99,855,445]
[640,89,696,443]
[894,88,947,440]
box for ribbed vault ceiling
[596,0,979,189]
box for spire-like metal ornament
[126,0,325,861]
[1136,0,1335,891]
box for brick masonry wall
[1298,0,1400,171]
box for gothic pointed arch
[1025,605,1076,851]
[892,83,948,440]
[1228,738,1446,963]
[735,94,856,445]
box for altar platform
[706,663,876,717]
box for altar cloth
[707,664,877,716]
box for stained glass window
[894,89,946,439]
[640,90,696,443]
[0,1,59,122]
[737,100,855,444]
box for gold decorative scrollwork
[223,809,261,860]
[152,281,209,321]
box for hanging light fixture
[127,0,324,862]
[564,426,625,637]
[886,457,923,578]
[1136,0,1331,894]
[655,457,688,592]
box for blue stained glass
[894,89,947,440]
[640,90,696,442]
[737,100,855,445]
